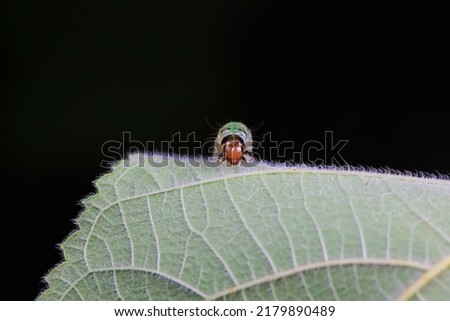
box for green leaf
[38,153,450,300]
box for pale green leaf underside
[38,153,450,300]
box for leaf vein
[207,257,429,300]
[180,187,239,285]
[224,178,278,274]
[261,175,297,266]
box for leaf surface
[38,153,450,300]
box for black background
[1,1,449,300]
